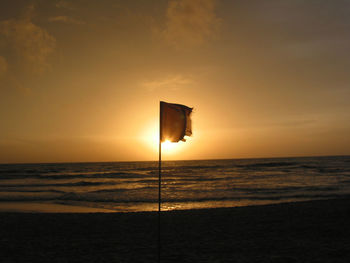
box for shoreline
[0,197,343,214]
[1,198,349,262]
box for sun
[141,120,181,155]
[162,140,177,152]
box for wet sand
[1,198,349,262]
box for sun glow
[141,120,183,156]
[162,140,177,151]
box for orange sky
[1,0,350,163]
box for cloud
[158,0,221,48]
[49,15,85,25]
[0,56,7,77]
[0,13,56,74]
[142,74,194,91]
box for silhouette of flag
[160,101,193,142]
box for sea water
[0,156,350,212]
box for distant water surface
[0,156,349,212]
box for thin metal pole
[158,101,162,263]
[158,140,161,263]
[158,140,162,215]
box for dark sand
[1,198,349,263]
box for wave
[237,161,298,168]
[161,193,350,202]
[89,186,157,194]
[1,192,349,204]
[0,189,65,193]
[0,181,117,188]
[0,171,153,180]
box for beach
[1,198,349,262]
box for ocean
[0,156,350,212]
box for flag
[160,101,193,142]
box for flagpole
[158,101,162,263]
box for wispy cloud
[142,74,194,91]
[157,0,221,48]
[0,6,56,74]
[49,15,85,25]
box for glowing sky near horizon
[1,0,350,163]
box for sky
[1,0,350,163]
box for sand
[0,198,349,262]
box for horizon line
[1,154,349,165]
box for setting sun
[162,140,177,152]
[141,120,185,157]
